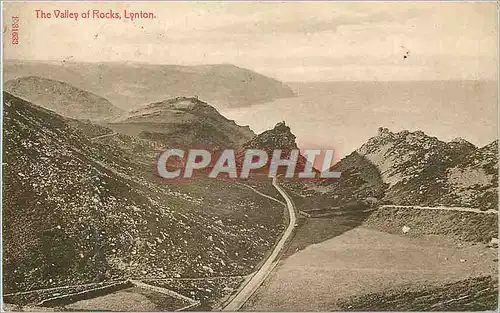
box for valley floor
[242,226,498,311]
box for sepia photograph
[1,1,498,311]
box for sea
[219,80,498,161]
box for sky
[3,2,498,81]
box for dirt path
[90,132,118,141]
[380,205,498,215]
[234,181,285,205]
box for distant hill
[4,76,123,121]
[108,96,255,148]
[4,60,295,110]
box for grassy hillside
[2,92,284,295]
[363,207,498,243]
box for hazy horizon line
[4,58,498,84]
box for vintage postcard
[1,1,498,312]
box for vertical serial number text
[11,16,19,45]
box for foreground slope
[4,60,295,109]
[5,76,123,121]
[2,92,284,295]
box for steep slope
[108,96,255,148]
[444,140,498,209]
[4,60,295,109]
[4,76,123,121]
[2,92,284,294]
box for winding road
[222,177,297,311]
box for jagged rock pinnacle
[377,127,391,136]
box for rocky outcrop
[237,121,313,177]
[315,128,497,210]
